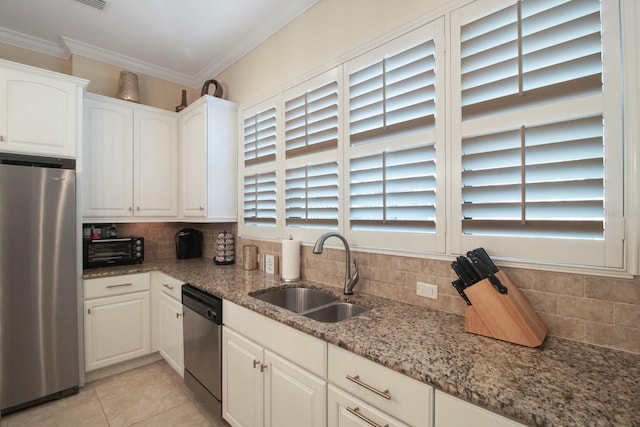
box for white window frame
[343,18,447,254]
[280,68,344,243]
[238,95,281,239]
[448,0,624,269]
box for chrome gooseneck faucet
[312,232,359,295]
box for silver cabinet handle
[0,135,4,142]
[136,206,140,211]
[253,360,260,369]
[199,206,204,211]
[176,312,182,318]
[346,375,391,400]
[128,206,132,211]
[260,363,268,373]
[106,282,133,289]
[163,284,174,290]
[346,407,388,427]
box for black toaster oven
[83,237,144,269]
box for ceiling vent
[74,0,107,11]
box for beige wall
[0,42,199,111]
[0,42,70,74]
[71,55,200,111]
[217,0,451,105]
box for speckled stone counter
[83,259,640,427]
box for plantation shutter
[243,172,277,226]
[349,39,437,145]
[243,107,276,166]
[345,20,446,253]
[459,0,606,239]
[452,0,623,267]
[283,70,341,234]
[285,162,339,228]
[285,81,338,157]
[240,98,280,236]
[350,145,436,232]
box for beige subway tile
[614,303,640,328]
[557,295,613,323]
[585,321,640,354]
[538,313,585,341]
[392,256,422,273]
[362,266,406,286]
[451,298,469,316]
[521,289,557,314]
[531,270,584,296]
[500,267,533,289]
[584,276,640,304]
[420,259,451,277]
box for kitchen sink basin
[303,302,368,323]
[252,287,337,313]
[251,287,369,322]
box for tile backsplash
[100,223,640,354]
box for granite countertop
[83,259,640,427]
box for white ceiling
[0,0,319,87]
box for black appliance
[83,237,144,269]
[176,228,203,259]
[182,284,223,417]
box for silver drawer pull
[346,375,391,400]
[176,312,182,319]
[253,360,260,369]
[346,406,388,427]
[106,283,133,289]
[163,284,174,290]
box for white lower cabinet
[158,292,183,375]
[83,274,151,372]
[434,390,524,427]
[328,384,409,427]
[222,301,327,427]
[151,272,184,376]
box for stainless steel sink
[252,287,336,313]
[303,302,368,323]
[251,287,368,322]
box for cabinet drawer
[328,384,409,427]
[156,273,183,301]
[84,273,150,299]
[328,344,433,427]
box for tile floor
[0,361,229,427]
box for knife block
[463,271,547,347]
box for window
[451,0,623,267]
[345,19,446,253]
[240,97,281,238]
[282,69,342,241]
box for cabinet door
[0,66,81,158]
[84,291,150,372]
[179,104,207,217]
[328,385,409,427]
[134,109,178,217]
[83,98,134,217]
[159,293,184,376]
[223,327,264,427]
[264,350,326,427]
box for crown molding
[61,36,197,87]
[0,26,69,59]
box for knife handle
[452,279,472,305]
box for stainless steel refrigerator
[0,153,79,415]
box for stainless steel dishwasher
[182,284,223,417]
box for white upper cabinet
[83,94,178,219]
[179,95,237,221]
[0,59,87,159]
